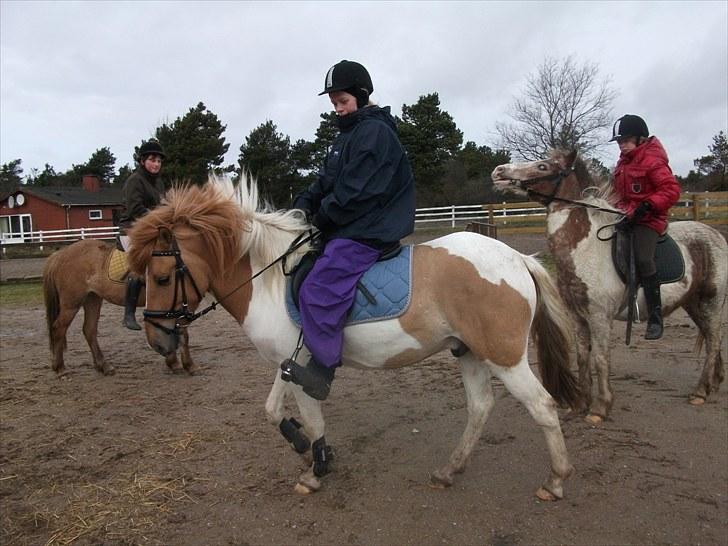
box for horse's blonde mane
[128,175,308,285]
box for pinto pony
[127,176,580,499]
[492,150,728,423]
[43,239,196,376]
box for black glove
[615,216,632,231]
[631,201,652,222]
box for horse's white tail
[522,254,581,409]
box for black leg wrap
[279,418,310,454]
[312,436,334,477]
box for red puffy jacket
[613,137,681,234]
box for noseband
[142,236,205,336]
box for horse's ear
[158,227,174,248]
[565,149,578,168]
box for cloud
[1,0,726,178]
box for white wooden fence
[1,192,725,248]
[0,225,120,246]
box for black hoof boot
[280,358,335,401]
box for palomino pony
[43,239,195,376]
[127,176,581,500]
[492,150,728,423]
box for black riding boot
[123,276,143,331]
[280,357,336,400]
[642,273,663,340]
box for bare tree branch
[496,56,617,160]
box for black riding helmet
[610,114,649,141]
[319,60,373,108]
[137,140,166,162]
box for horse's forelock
[127,178,246,276]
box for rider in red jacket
[611,114,681,340]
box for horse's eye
[157,276,171,286]
[539,164,547,170]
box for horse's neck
[207,229,299,324]
[208,255,255,324]
[545,207,612,268]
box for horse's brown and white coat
[492,150,728,420]
[128,176,580,499]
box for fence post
[81,228,86,240]
[692,195,700,221]
[488,204,494,225]
[451,205,456,228]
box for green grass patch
[0,281,44,307]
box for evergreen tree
[84,147,116,184]
[0,159,23,193]
[27,164,60,187]
[155,102,230,185]
[238,120,297,207]
[693,131,728,191]
[113,164,134,186]
[397,93,463,203]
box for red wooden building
[0,175,124,242]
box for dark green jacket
[118,167,165,234]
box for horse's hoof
[103,366,116,376]
[294,483,314,495]
[688,396,705,406]
[585,414,603,425]
[536,487,559,501]
[185,365,200,376]
[428,471,453,489]
[297,471,321,493]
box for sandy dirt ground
[1,234,727,546]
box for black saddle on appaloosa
[612,230,685,285]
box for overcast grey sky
[1,1,726,179]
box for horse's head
[140,226,216,355]
[127,178,247,357]
[491,149,588,205]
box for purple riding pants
[299,238,381,368]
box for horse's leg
[585,316,615,423]
[574,320,593,413]
[685,301,726,404]
[179,328,199,375]
[51,306,80,375]
[163,329,185,374]
[265,372,312,456]
[431,353,494,488]
[81,294,113,375]
[284,379,328,494]
[490,358,573,500]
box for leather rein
[515,165,624,216]
[142,229,317,336]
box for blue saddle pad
[285,245,413,327]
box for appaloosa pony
[43,239,196,376]
[127,176,581,500]
[492,149,727,423]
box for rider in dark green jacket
[119,140,166,330]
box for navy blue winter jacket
[293,106,415,248]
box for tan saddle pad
[106,249,129,283]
